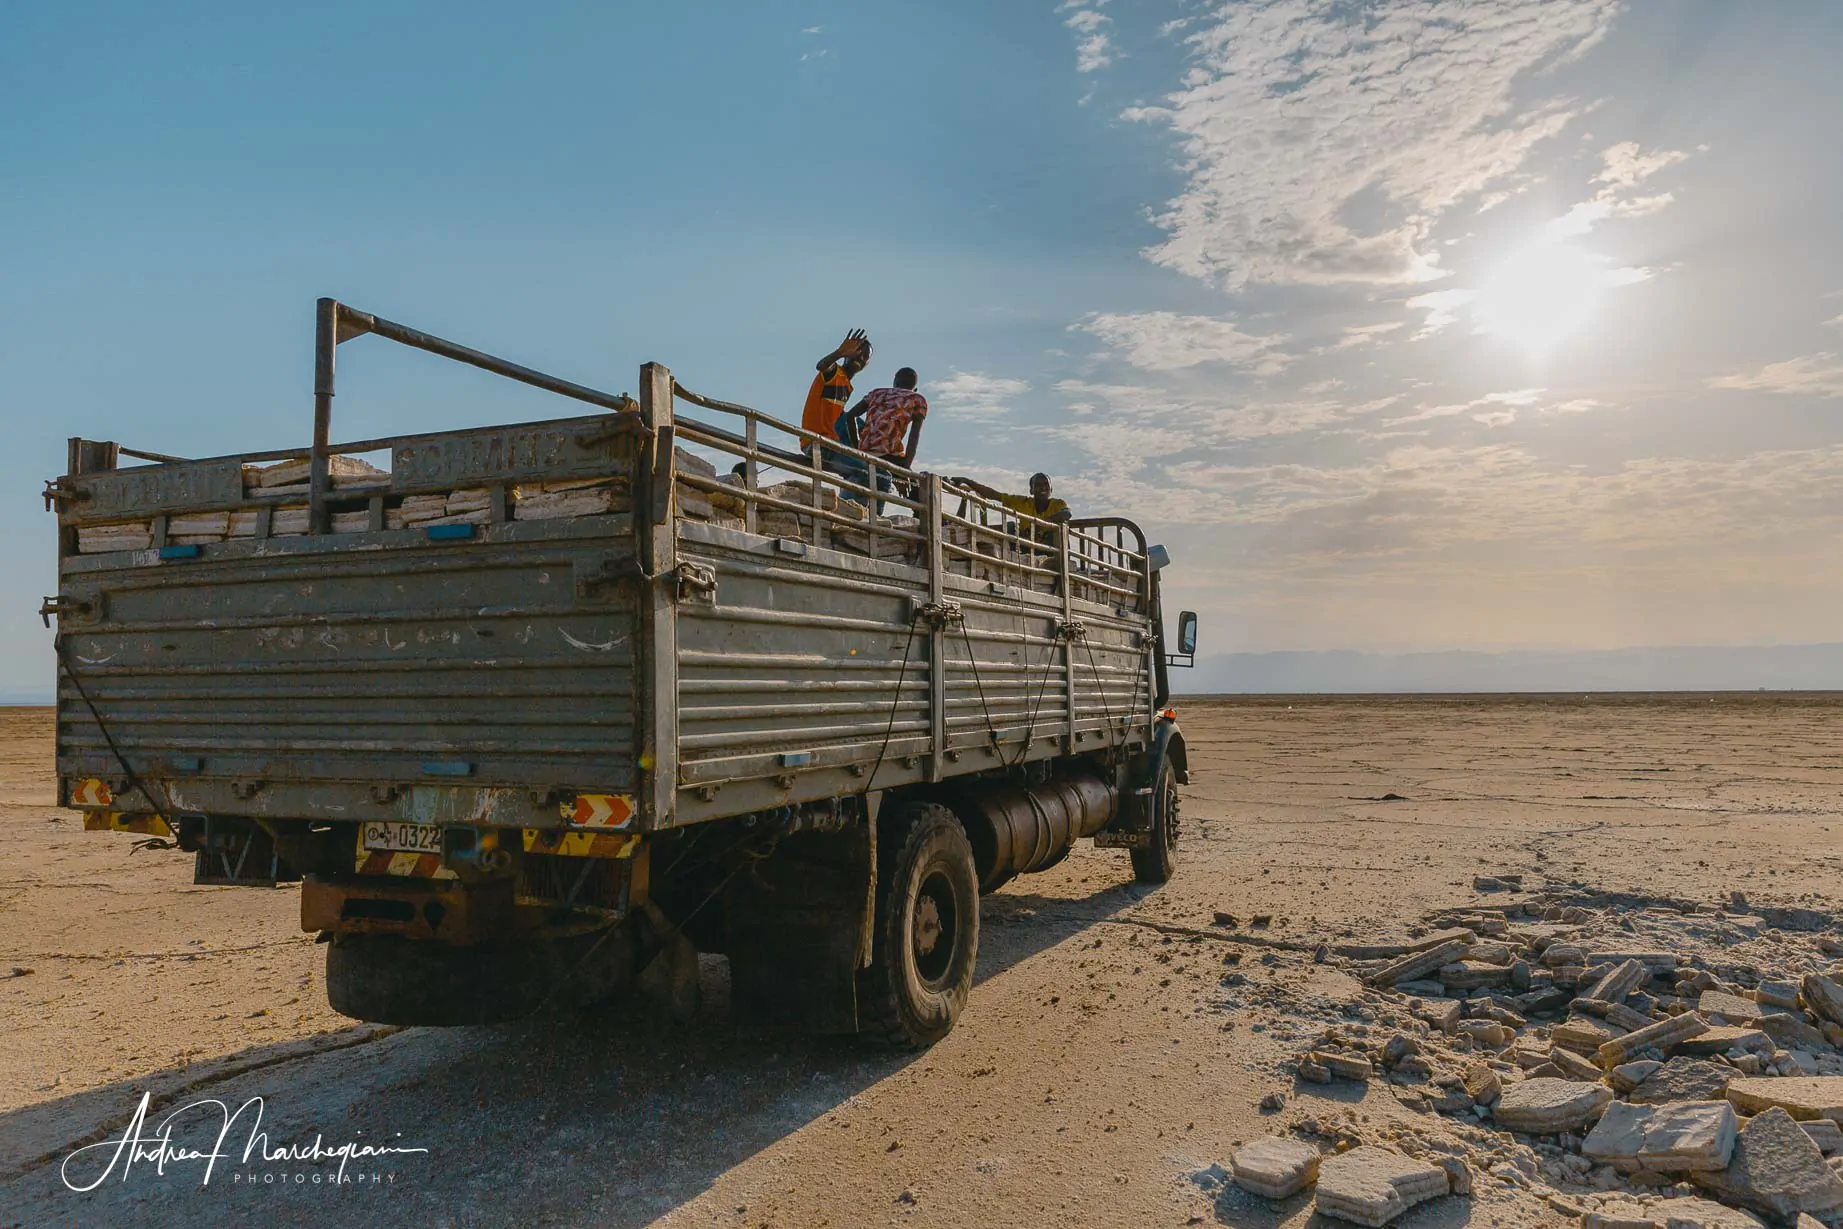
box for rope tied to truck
[956,623,1065,768]
[865,615,925,792]
[53,636,178,822]
[1075,627,1120,750]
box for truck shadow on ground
[2,877,1149,1229]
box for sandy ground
[3,694,1842,1227]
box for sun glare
[1474,239,1636,353]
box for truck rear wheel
[1130,757,1179,884]
[858,802,979,1047]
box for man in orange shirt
[802,329,871,443]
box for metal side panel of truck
[46,298,1193,1046]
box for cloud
[1060,3,1114,73]
[1405,290,1478,338]
[801,25,823,34]
[1335,322,1407,349]
[1550,140,1690,237]
[1709,353,1843,399]
[928,371,1031,418]
[1385,389,1542,427]
[1053,379,1397,448]
[1076,442,1843,568]
[1124,0,1619,287]
[1596,141,1690,190]
[1075,312,1292,375]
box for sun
[1473,238,1641,353]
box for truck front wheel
[859,802,979,1047]
[1130,757,1180,884]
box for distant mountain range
[1176,643,1843,694]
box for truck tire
[326,923,639,1026]
[858,801,980,1047]
[1130,757,1179,884]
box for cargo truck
[43,299,1195,1045]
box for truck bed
[50,356,1161,837]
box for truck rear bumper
[303,873,514,944]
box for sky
[5,1,1843,697]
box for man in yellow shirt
[950,472,1072,524]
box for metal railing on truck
[668,382,1152,615]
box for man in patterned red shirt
[843,367,927,462]
[838,368,928,509]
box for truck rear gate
[47,299,1191,1041]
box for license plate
[362,821,445,854]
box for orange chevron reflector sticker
[71,778,113,808]
[523,828,638,859]
[355,850,457,879]
[562,793,636,829]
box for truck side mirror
[1165,610,1198,667]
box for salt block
[1757,981,1802,1010]
[1583,1100,1737,1173]
[1657,1196,1768,1228]
[1758,1011,1829,1051]
[1693,1106,1843,1217]
[1549,1045,1604,1081]
[1492,1077,1613,1134]
[1310,1050,1374,1081]
[1554,1014,1626,1055]
[1412,997,1462,1031]
[1313,1147,1448,1227]
[1676,1026,1773,1058]
[1587,959,1650,1004]
[1394,978,1447,998]
[1804,973,1843,1029]
[1612,1059,1664,1094]
[1801,1117,1843,1154]
[1589,950,1678,974]
[1440,960,1511,990]
[1699,990,1766,1023]
[1582,1206,1656,1229]
[1368,937,1472,987]
[1631,1058,1736,1105]
[1231,1136,1320,1199]
[1598,1012,1709,1067]
[1461,1062,1500,1105]
[1726,1076,1843,1122]
[1454,1019,1510,1047]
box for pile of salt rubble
[1221,898,1843,1227]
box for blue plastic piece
[158,544,202,560]
[425,524,476,541]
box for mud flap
[724,826,870,1033]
